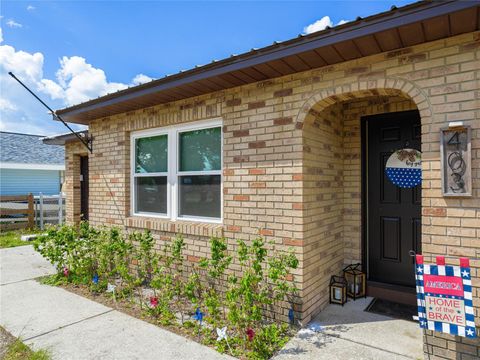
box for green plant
[249,323,289,359]
[33,223,300,358]
[200,237,232,325]
[226,238,270,333]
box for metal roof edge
[42,130,88,146]
[56,1,475,121]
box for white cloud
[6,19,22,28]
[27,5,35,11]
[0,39,153,135]
[0,98,17,111]
[303,16,349,34]
[53,56,131,105]
[132,73,154,85]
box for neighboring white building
[0,132,65,195]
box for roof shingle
[0,132,64,165]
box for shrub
[34,223,299,359]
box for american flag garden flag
[415,255,476,338]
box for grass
[0,327,50,360]
[4,339,51,360]
[0,229,41,249]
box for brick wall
[64,31,480,356]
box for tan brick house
[44,1,480,358]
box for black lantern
[329,275,347,305]
[343,263,366,300]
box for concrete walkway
[0,245,229,360]
[274,297,423,360]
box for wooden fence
[0,194,34,231]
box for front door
[366,110,421,287]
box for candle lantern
[329,275,347,305]
[343,263,366,300]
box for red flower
[246,328,255,341]
[63,267,69,277]
[150,296,158,308]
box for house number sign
[440,125,471,197]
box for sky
[0,0,415,136]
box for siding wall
[0,169,61,195]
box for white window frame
[130,118,223,224]
[131,130,170,219]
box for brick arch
[295,77,432,128]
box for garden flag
[415,255,476,338]
[385,149,422,188]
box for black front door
[80,156,89,221]
[366,110,421,287]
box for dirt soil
[55,282,215,346]
[0,326,16,359]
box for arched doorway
[298,83,432,315]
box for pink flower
[150,296,158,308]
[63,267,69,277]
[246,328,255,341]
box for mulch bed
[54,281,208,344]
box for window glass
[135,177,167,214]
[135,135,168,173]
[179,127,221,172]
[179,175,221,218]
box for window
[178,127,222,219]
[133,134,168,215]
[131,120,222,222]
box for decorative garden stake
[288,308,295,324]
[193,308,204,325]
[63,267,69,277]
[246,328,255,341]
[106,283,117,302]
[92,274,99,284]
[149,296,158,308]
[216,327,233,354]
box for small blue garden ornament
[193,308,204,325]
[288,308,295,324]
[92,274,99,284]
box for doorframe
[360,115,368,279]
[360,110,421,301]
[80,155,89,221]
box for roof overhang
[56,0,480,124]
[42,130,89,146]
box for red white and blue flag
[415,255,476,338]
